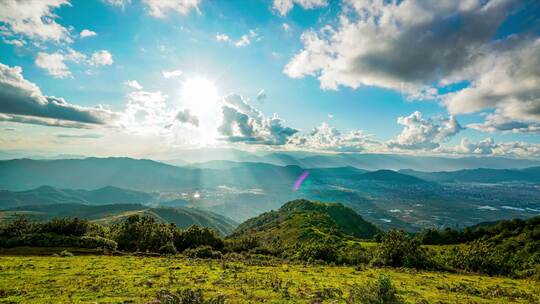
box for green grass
[0,253,538,303]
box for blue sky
[0,0,539,159]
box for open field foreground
[0,254,538,304]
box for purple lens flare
[293,170,310,191]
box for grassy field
[0,252,539,303]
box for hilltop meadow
[0,199,539,303]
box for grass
[0,252,539,303]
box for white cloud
[0,62,116,126]
[452,137,540,158]
[0,0,72,42]
[142,0,201,18]
[388,111,463,150]
[282,23,291,32]
[468,113,540,134]
[80,29,97,38]
[216,33,230,42]
[35,52,72,78]
[3,39,26,47]
[218,94,298,145]
[175,109,199,126]
[101,0,131,8]
[90,50,113,66]
[443,38,540,128]
[162,69,183,79]
[35,49,113,77]
[217,30,259,48]
[124,80,143,90]
[288,123,378,152]
[272,0,327,16]
[285,0,515,93]
[256,89,267,101]
[119,89,170,135]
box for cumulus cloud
[288,123,378,152]
[468,113,540,134]
[124,80,143,90]
[119,89,170,135]
[80,29,97,38]
[256,89,266,101]
[285,0,515,93]
[217,30,259,47]
[272,0,327,16]
[452,137,540,158]
[443,38,540,127]
[0,62,116,126]
[35,52,72,78]
[90,50,113,66]
[175,109,199,126]
[35,49,112,78]
[388,111,463,150]
[162,69,183,79]
[101,0,131,8]
[0,0,72,42]
[142,0,201,18]
[218,94,298,145]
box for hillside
[401,167,540,183]
[229,199,379,247]
[0,203,238,235]
[0,186,155,209]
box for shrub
[291,239,339,263]
[174,225,224,252]
[347,275,401,304]
[111,215,175,252]
[159,242,178,255]
[372,230,429,269]
[40,218,89,236]
[184,246,222,259]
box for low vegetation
[1,199,540,302]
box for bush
[159,242,178,255]
[184,246,222,259]
[174,225,224,252]
[40,218,89,236]
[111,215,175,252]
[372,230,429,269]
[293,240,339,263]
[347,275,401,304]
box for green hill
[0,203,238,235]
[229,199,379,247]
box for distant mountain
[0,203,238,235]
[358,170,426,184]
[400,167,540,183]
[229,199,379,246]
[270,153,540,171]
[0,185,155,209]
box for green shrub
[184,246,222,259]
[293,240,339,263]
[372,230,429,269]
[159,242,178,255]
[347,275,401,304]
[174,225,224,252]
[40,218,88,236]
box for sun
[180,77,219,115]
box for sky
[0,0,539,159]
